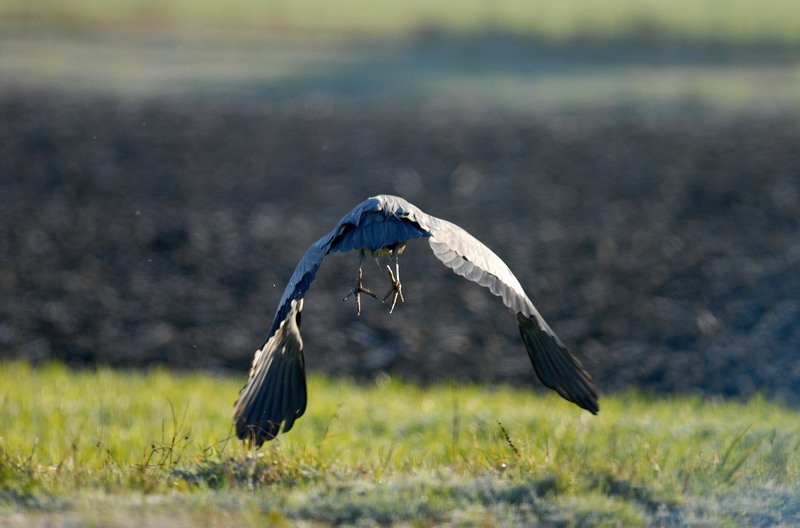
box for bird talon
[343,255,378,316]
[343,284,377,316]
[342,285,376,302]
[382,265,403,313]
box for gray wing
[418,214,599,414]
[234,299,307,446]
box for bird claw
[343,271,377,316]
[382,265,404,313]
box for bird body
[235,194,598,446]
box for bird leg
[342,249,377,315]
[382,247,404,313]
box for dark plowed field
[1,90,798,402]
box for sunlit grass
[1,360,798,525]
[1,0,799,44]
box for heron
[234,194,598,447]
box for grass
[1,360,799,526]
[1,0,800,44]
[3,1,800,116]
[3,31,800,117]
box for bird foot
[342,273,377,316]
[382,265,404,313]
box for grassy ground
[3,0,799,116]
[1,0,799,44]
[2,29,799,116]
[1,361,798,526]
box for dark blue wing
[265,196,430,339]
[329,210,428,253]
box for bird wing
[234,299,307,446]
[235,196,430,445]
[418,213,599,414]
[265,196,430,340]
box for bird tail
[517,312,599,414]
[234,301,307,447]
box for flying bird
[235,194,598,446]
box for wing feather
[419,212,599,414]
[426,221,530,315]
[234,299,307,446]
[518,313,598,413]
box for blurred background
[1,1,799,401]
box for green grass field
[1,0,800,44]
[3,0,800,116]
[1,361,798,526]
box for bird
[234,194,598,447]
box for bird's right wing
[422,216,599,414]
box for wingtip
[233,301,308,448]
[516,312,600,415]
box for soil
[1,89,798,402]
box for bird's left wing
[417,214,599,414]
